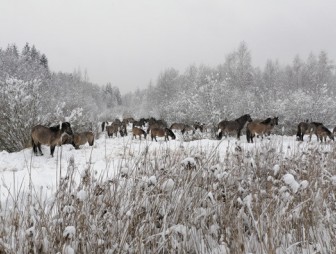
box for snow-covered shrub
[0,78,43,151]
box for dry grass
[0,139,336,253]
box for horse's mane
[320,125,331,133]
[49,124,61,132]
[261,118,272,124]
[311,122,323,126]
[235,114,248,121]
[49,122,70,132]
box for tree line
[1,42,335,152]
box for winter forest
[1,41,336,152]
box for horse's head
[166,128,176,140]
[272,117,279,126]
[246,114,253,122]
[61,122,73,136]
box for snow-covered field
[0,131,299,199]
[1,130,336,253]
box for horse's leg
[33,144,38,155]
[246,129,251,143]
[237,130,241,140]
[50,145,55,157]
[37,143,43,156]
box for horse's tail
[246,128,251,143]
[31,136,36,153]
[88,132,94,146]
[217,129,223,140]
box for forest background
[1,41,335,152]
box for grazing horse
[217,114,253,140]
[246,117,278,143]
[150,128,176,142]
[132,127,147,140]
[72,131,95,149]
[296,121,323,141]
[316,125,334,142]
[31,122,73,157]
[61,133,73,145]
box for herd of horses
[30,115,336,157]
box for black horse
[217,114,252,140]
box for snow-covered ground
[0,130,329,201]
[1,129,336,253]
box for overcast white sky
[1,0,336,93]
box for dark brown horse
[296,121,323,141]
[246,117,278,143]
[217,114,252,140]
[133,118,148,128]
[31,122,73,156]
[150,128,176,142]
[316,125,334,142]
[72,131,95,149]
[106,123,122,138]
[132,127,147,140]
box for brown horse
[296,121,323,141]
[246,117,278,143]
[72,131,95,149]
[31,122,73,157]
[150,128,176,142]
[132,127,147,140]
[217,114,252,140]
[316,125,334,142]
[106,121,127,138]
